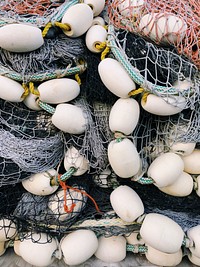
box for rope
[37,100,55,114]
[75,74,81,85]
[58,175,76,213]
[129,88,145,97]
[54,21,71,31]
[126,244,148,254]
[29,82,40,96]
[108,24,187,95]
[101,46,110,60]
[57,174,102,214]
[42,22,52,37]
[21,83,30,99]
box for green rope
[108,25,189,95]
[37,100,55,115]
[0,65,84,82]
[126,244,148,254]
[59,167,77,182]
[136,177,155,185]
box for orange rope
[66,185,102,214]
[58,174,102,214]
[58,175,76,213]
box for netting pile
[0,0,76,27]
[108,0,200,69]
[0,0,199,266]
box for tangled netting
[0,33,86,83]
[64,98,110,175]
[0,0,78,27]
[108,0,200,69]
[0,99,64,186]
[106,25,199,110]
[131,105,200,165]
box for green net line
[0,0,78,27]
[0,64,85,82]
[126,244,148,254]
[107,24,190,96]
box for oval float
[0,23,44,52]
[108,138,141,178]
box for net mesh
[0,1,199,260]
[0,0,78,28]
[108,0,200,69]
[0,33,86,83]
[0,100,64,186]
[106,26,199,110]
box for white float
[181,149,200,174]
[109,98,140,135]
[140,213,184,253]
[125,231,144,245]
[95,235,126,262]
[64,146,89,176]
[159,171,193,197]
[187,225,200,258]
[188,253,200,266]
[92,16,105,26]
[61,3,93,37]
[138,13,158,41]
[108,138,141,178]
[22,169,59,196]
[23,93,42,111]
[61,230,98,265]
[147,152,184,188]
[51,103,87,134]
[98,58,136,98]
[48,188,87,221]
[85,25,107,53]
[0,75,24,102]
[19,233,58,267]
[169,142,196,156]
[0,24,44,52]
[141,94,186,116]
[84,0,105,16]
[118,0,144,17]
[156,13,187,44]
[110,185,144,222]
[37,78,80,104]
[0,219,17,241]
[145,245,182,266]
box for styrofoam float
[109,98,140,135]
[61,230,98,265]
[61,3,93,37]
[0,23,44,52]
[140,213,184,253]
[147,152,184,187]
[98,58,136,98]
[110,185,144,222]
[108,138,141,178]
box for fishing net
[0,33,86,83]
[0,0,77,28]
[0,99,64,186]
[104,25,199,110]
[63,98,110,175]
[108,0,200,69]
